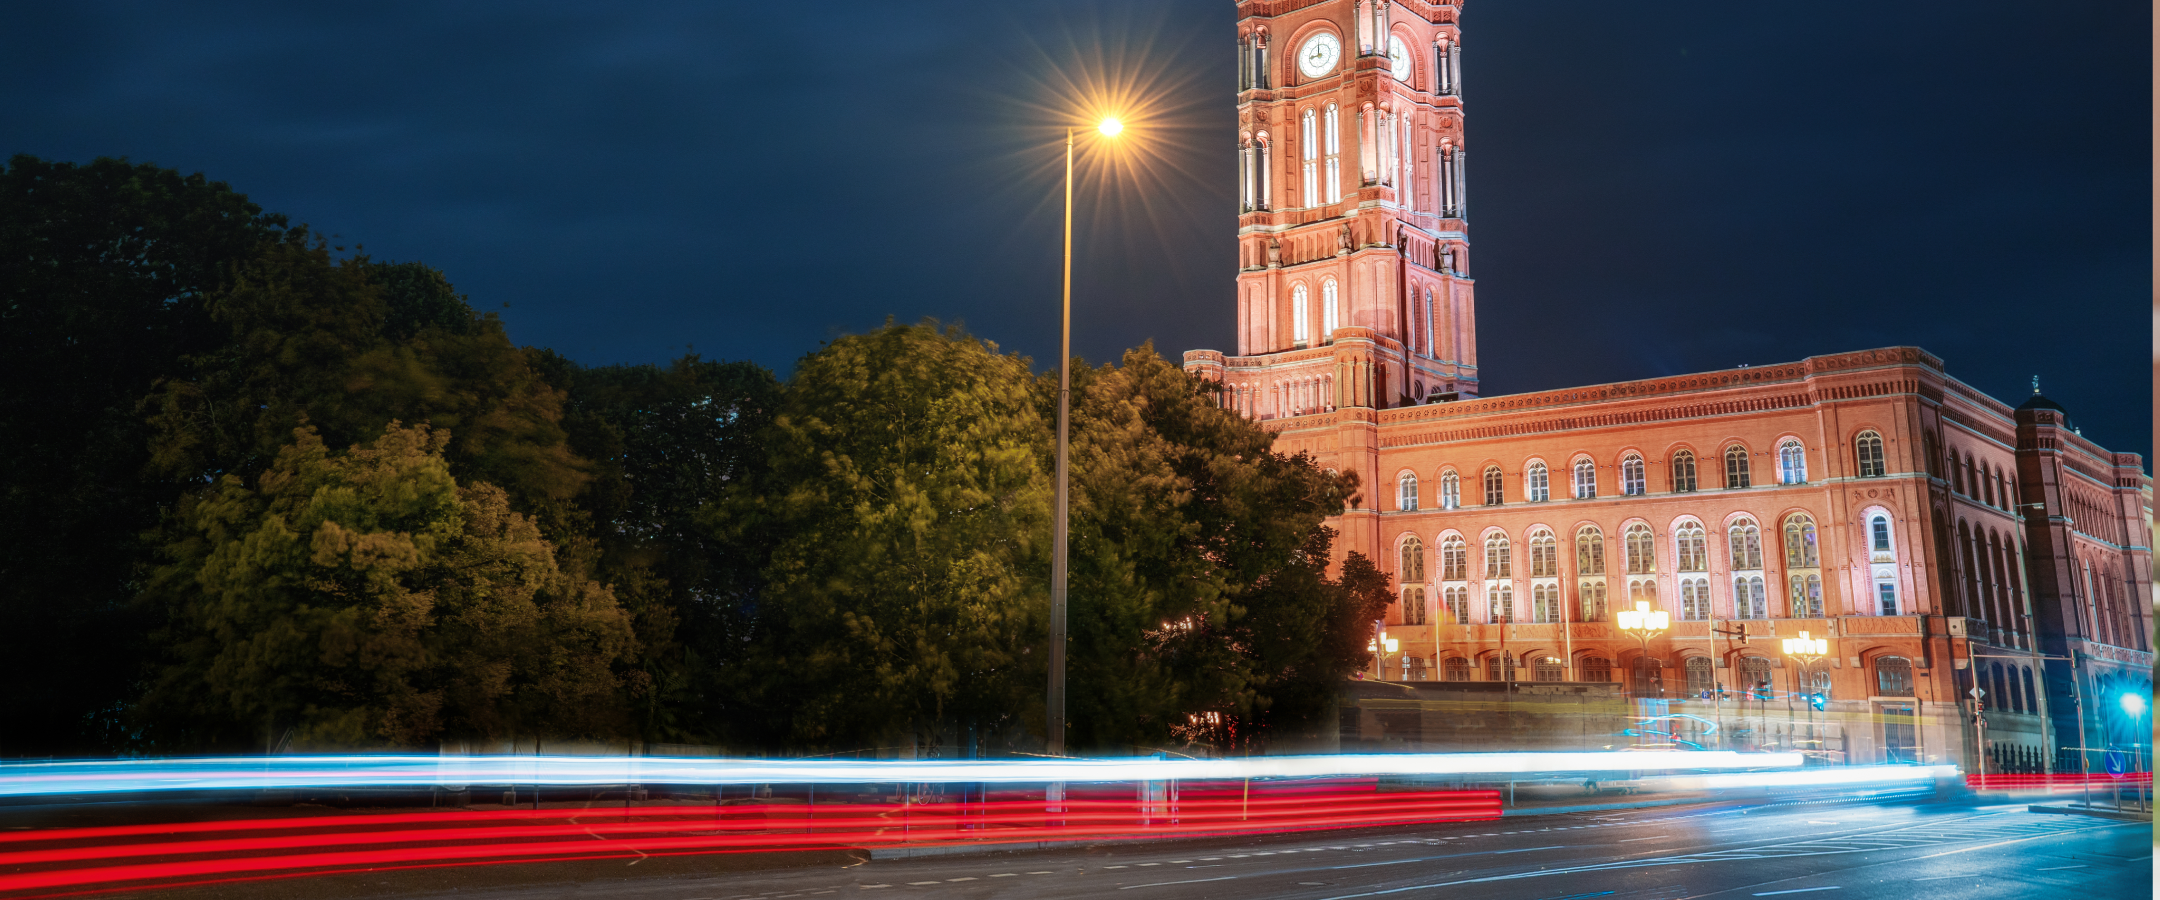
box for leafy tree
[0,155,287,754]
[146,239,590,538]
[723,322,1052,752]
[541,353,782,741]
[141,423,638,750]
[1056,346,1383,752]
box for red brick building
[1188,0,2152,772]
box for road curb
[2026,803,2152,823]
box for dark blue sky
[4,1,2150,460]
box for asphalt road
[142,797,2148,900]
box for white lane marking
[1027,871,1054,875]
[1619,836,1672,843]
[1102,866,1127,869]
[1807,821,1840,825]
[1753,889,1840,896]
[1138,863,1161,866]
[944,877,976,882]
[1171,860,1192,863]
[2034,865,2086,871]
[858,886,890,890]
[1199,857,1222,861]
[989,874,1016,878]
[1119,876,1236,890]
[905,883,940,887]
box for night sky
[5,1,2150,460]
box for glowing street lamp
[1368,631,1400,681]
[1047,115,1124,759]
[1782,630,1829,762]
[1617,600,1669,702]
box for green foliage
[146,238,589,536]
[541,352,782,741]
[141,423,638,750]
[0,155,287,754]
[1057,345,1381,751]
[726,322,1053,751]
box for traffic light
[1808,693,1826,711]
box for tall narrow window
[1621,454,1645,495]
[1483,465,1504,505]
[1875,656,1914,696]
[1672,451,1697,493]
[1254,138,1270,210]
[1572,458,1596,499]
[1440,536,1466,581]
[1783,514,1820,568]
[1733,574,1767,619]
[1724,445,1751,489]
[1579,580,1608,621]
[1778,440,1806,484]
[1301,109,1318,205]
[1871,514,1893,554]
[1727,517,1763,570]
[1875,578,1898,615]
[1400,535,1425,584]
[1398,473,1419,511]
[1531,583,1560,623]
[1680,577,1710,620]
[1676,522,1708,572]
[1403,586,1426,625]
[1439,470,1461,509]
[1292,285,1310,347]
[1789,573,1824,618]
[1324,103,1342,203]
[1576,527,1605,575]
[1443,585,1468,623]
[1625,524,1656,574]
[1526,462,1549,502]
[1322,278,1339,338]
[1529,530,1558,577]
[1488,583,1513,624]
[1484,533,1512,579]
[1855,431,1886,478]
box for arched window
[1582,657,1612,683]
[1483,466,1505,505]
[2021,666,2038,714]
[1576,527,1605,575]
[1529,529,1558,577]
[1870,514,1893,554]
[1676,522,1708,571]
[1789,574,1824,618]
[1739,656,1774,698]
[1403,586,1426,625]
[1324,102,1342,203]
[1398,472,1419,511]
[1439,469,1461,509]
[1442,656,1471,682]
[1486,654,1518,681]
[1484,533,1512,579]
[1625,524,1656,574]
[1440,536,1467,581]
[1783,514,1820,568]
[1685,657,1715,698]
[1322,278,1340,337]
[1572,458,1596,499]
[1533,655,1566,682]
[1399,535,1425,582]
[1301,108,1318,205]
[1532,582,1560,623]
[1579,579,1608,622]
[1292,284,1311,347]
[1487,583,1514,623]
[1621,454,1646,496]
[1629,657,1664,698]
[1855,431,1886,478]
[1526,462,1549,502]
[1992,664,2014,713]
[1733,574,1767,619]
[1680,577,1710,620]
[1724,445,1751,489]
[1728,517,1763,570]
[1980,462,1995,507]
[1875,656,1915,697]
[1442,585,1469,623]
[1672,450,1698,493]
[1778,440,1806,484]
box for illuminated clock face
[1388,36,1412,82]
[1298,33,1341,78]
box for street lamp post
[2121,692,2147,812]
[1782,631,1827,765]
[1047,117,1121,759]
[1367,630,1399,681]
[1616,600,1669,709]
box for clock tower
[1188,0,1477,419]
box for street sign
[1968,687,1984,698]
[2105,750,2129,775]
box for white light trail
[0,751,1810,797]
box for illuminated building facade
[1187,0,2153,772]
